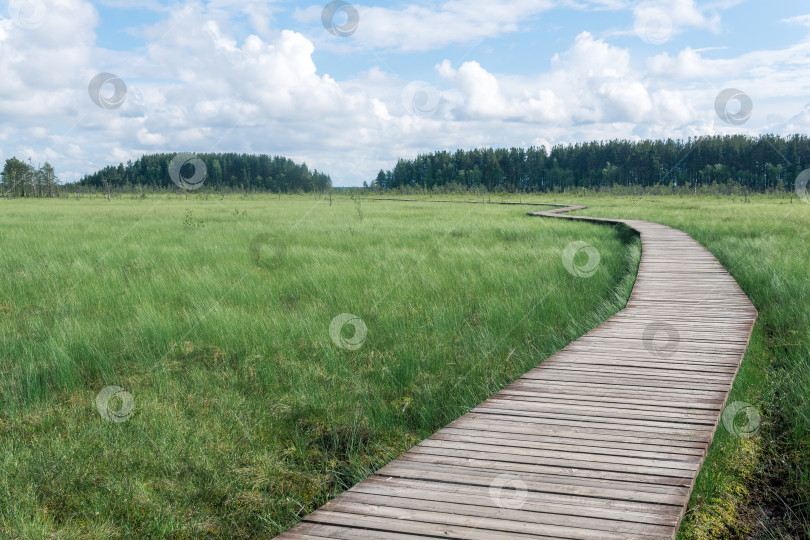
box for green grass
[0,195,639,538]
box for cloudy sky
[1,0,810,186]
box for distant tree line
[1,157,58,197]
[78,153,332,193]
[370,135,810,193]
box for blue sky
[2,0,810,185]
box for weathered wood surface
[277,204,758,539]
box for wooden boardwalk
[277,204,758,540]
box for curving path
[277,204,758,540]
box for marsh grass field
[0,192,807,539]
[0,195,639,538]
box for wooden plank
[415,440,699,471]
[496,388,725,409]
[524,365,735,383]
[538,364,737,379]
[378,461,691,502]
[512,373,731,392]
[539,357,740,372]
[449,416,709,449]
[432,430,705,460]
[506,382,728,405]
[479,397,719,422]
[403,447,697,482]
[276,203,758,540]
[468,409,716,438]
[330,492,674,539]
[354,476,683,524]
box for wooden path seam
[276,203,758,540]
